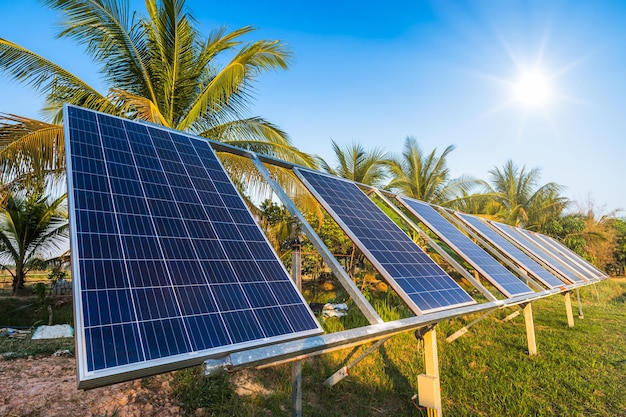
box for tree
[0,0,315,184]
[0,191,69,295]
[258,199,294,256]
[543,215,588,255]
[384,137,480,205]
[484,160,567,230]
[609,217,626,276]
[320,140,388,186]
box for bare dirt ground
[0,354,183,417]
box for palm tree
[485,160,567,229]
[0,0,315,184]
[320,140,388,186]
[384,137,480,205]
[0,191,69,295]
[544,199,620,269]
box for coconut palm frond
[0,37,102,106]
[108,88,169,126]
[178,37,291,131]
[384,137,468,205]
[177,61,247,131]
[199,118,317,168]
[324,140,388,186]
[0,114,65,186]
[0,114,54,146]
[143,0,200,123]
[42,80,120,124]
[487,159,567,228]
[42,0,157,102]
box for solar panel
[534,233,607,280]
[397,198,533,298]
[454,213,566,289]
[65,106,322,389]
[489,222,586,283]
[294,168,475,314]
[512,228,599,281]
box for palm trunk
[12,264,25,295]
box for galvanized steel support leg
[291,362,302,417]
[446,308,498,342]
[323,337,391,387]
[576,288,584,319]
[291,222,303,417]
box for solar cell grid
[67,106,321,389]
[455,213,565,288]
[490,222,586,283]
[294,168,475,314]
[397,197,534,298]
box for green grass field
[1,279,625,416]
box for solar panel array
[489,222,586,283]
[512,227,598,281]
[397,198,534,298]
[454,213,565,289]
[294,168,475,314]
[534,233,607,279]
[66,106,322,388]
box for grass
[1,280,625,416]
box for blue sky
[1,0,625,213]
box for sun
[514,71,551,107]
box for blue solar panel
[455,213,566,289]
[534,234,607,280]
[294,168,475,314]
[397,198,533,298]
[511,228,598,281]
[65,106,322,389]
[489,222,586,283]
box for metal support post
[576,288,584,319]
[323,337,391,387]
[446,308,498,342]
[291,362,302,417]
[564,292,575,328]
[417,327,442,416]
[522,303,537,355]
[290,219,303,417]
[502,310,521,322]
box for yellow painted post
[523,304,537,356]
[564,292,575,328]
[418,328,442,416]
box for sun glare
[514,71,551,107]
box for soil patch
[0,355,181,417]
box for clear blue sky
[1,0,625,213]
